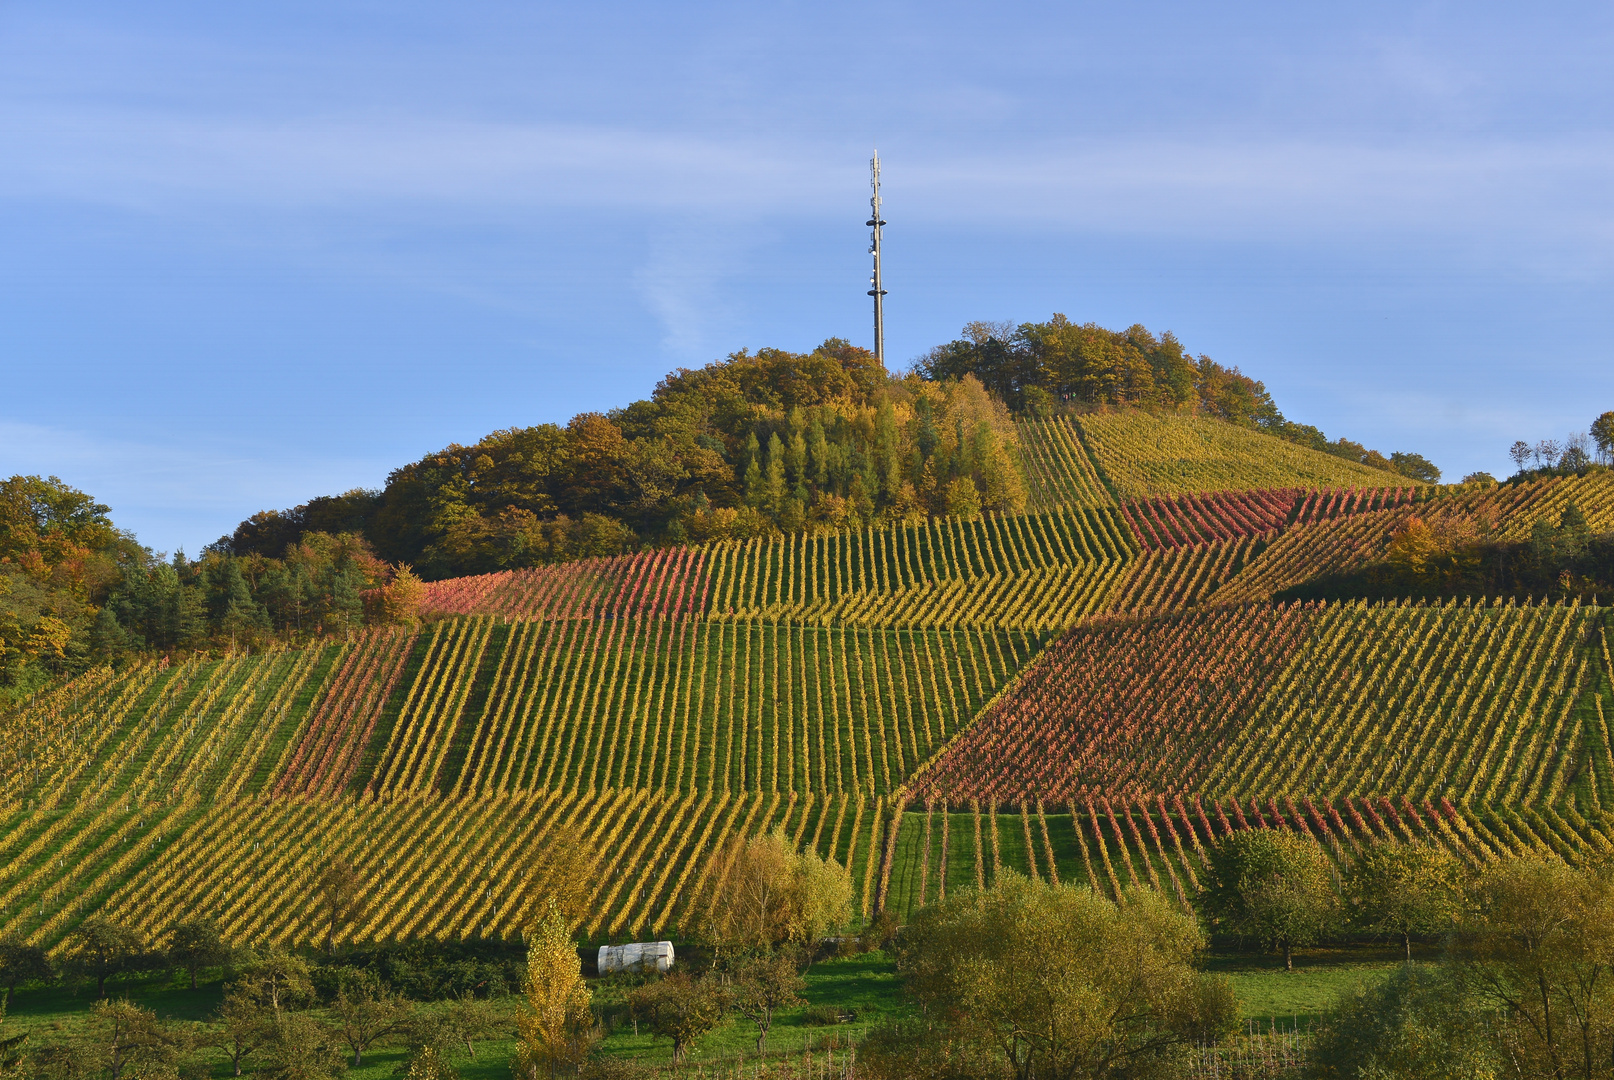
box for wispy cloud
[4,103,1612,253]
[632,215,781,359]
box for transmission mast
[867,151,887,365]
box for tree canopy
[873,873,1235,1080]
[1195,829,1337,970]
[215,324,1418,582]
[222,341,1026,579]
[917,317,1435,480]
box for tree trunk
[353,1048,363,1067]
[1284,942,1292,971]
[191,967,199,990]
[1404,932,1412,964]
[98,972,107,997]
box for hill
[211,318,1430,583]
[3,446,1612,957]
[6,322,1614,1070]
[2,317,1440,710]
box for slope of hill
[2,436,1611,958]
[910,599,1602,808]
[1015,418,1116,510]
[1077,412,1407,498]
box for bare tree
[1509,440,1532,473]
[1562,431,1592,471]
[961,319,1016,345]
[329,970,411,1067]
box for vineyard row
[0,790,894,952]
[915,600,1609,812]
[887,792,1614,917]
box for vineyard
[911,600,1608,810]
[0,789,897,950]
[1015,417,1116,510]
[419,547,710,620]
[1077,411,1406,498]
[702,506,1135,612]
[364,616,1038,798]
[883,791,1614,918]
[3,408,1613,955]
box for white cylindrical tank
[597,940,675,974]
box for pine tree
[743,432,765,508]
[808,418,829,487]
[766,432,787,516]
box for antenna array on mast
[867,151,887,365]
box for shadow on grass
[1202,942,1435,1029]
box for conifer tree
[807,418,829,486]
[742,432,765,508]
[766,432,787,516]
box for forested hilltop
[218,318,1432,579]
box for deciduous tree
[328,968,412,1066]
[237,947,313,1016]
[66,919,143,998]
[211,985,272,1077]
[698,830,852,954]
[260,1012,347,1080]
[1591,411,1614,464]
[1309,964,1499,1080]
[628,974,727,1066]
[165,918,230,990]
[1196,830,1337,971]
[1344,841,1465,962]
[882,874,1235,1080]
[731,953,805,1054]
[0,937,50,1006]
[316,858,364,955]
[1389,451,1441,483]
[87,999,187,1080]
[514,898,595,1079]
[1455,857,1614,1080]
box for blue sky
[2,1,1611,554]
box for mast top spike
[867,153,886,364]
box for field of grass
[1208,944,1413,1029]
[0,951,907,1077]
[0,943,1422,1072]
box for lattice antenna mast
[867,151,887,365]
